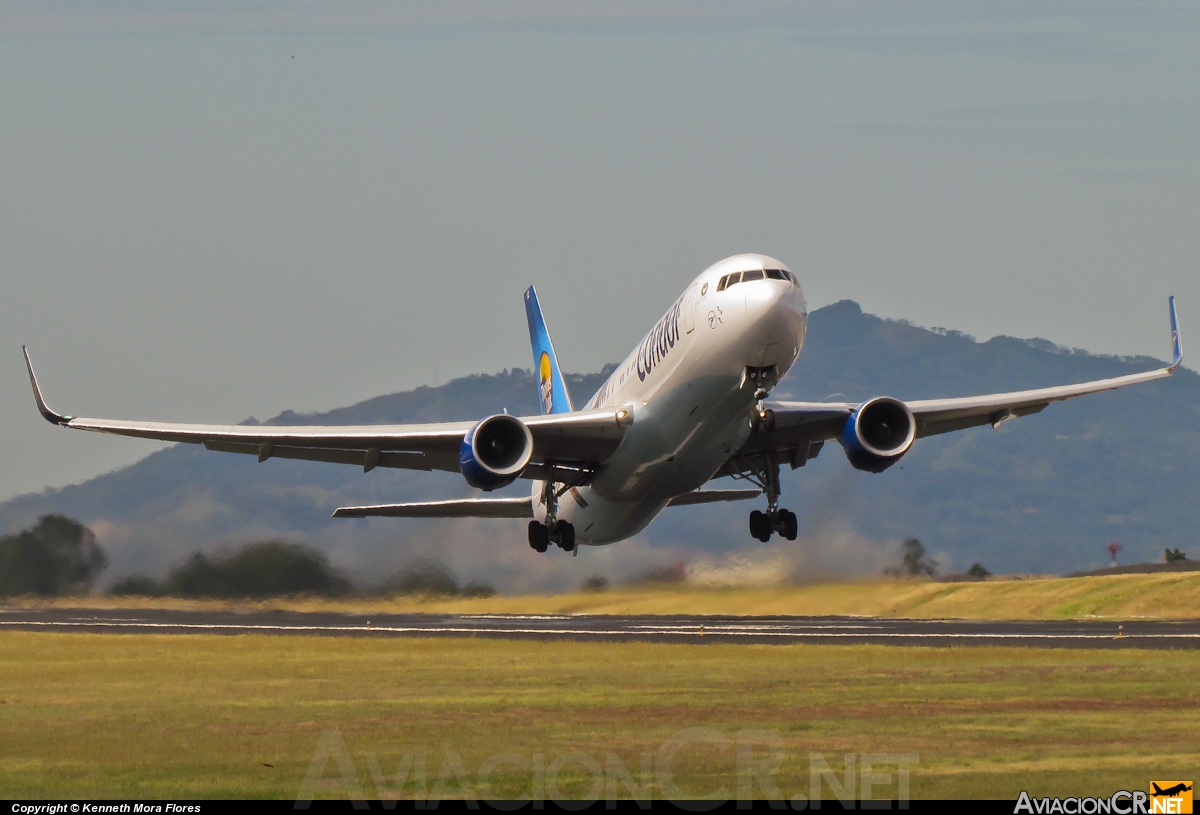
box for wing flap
[202,440,440,471]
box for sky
[1,1,1197,502]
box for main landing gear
[528,479,576,553]
[528,519,575,553]
[736,447,798,543]
[749,508,797,543]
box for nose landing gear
[742,365,779,400]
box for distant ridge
[1,300,1195,588]
[1070,561,1200,578]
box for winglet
[1169,296,1183,371]
[22,346,71,425]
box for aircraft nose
[745,278,804,318]
[744,278,808,347]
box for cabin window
[765,269,786,280]
[717,275,729,292]
[742,269,764,282]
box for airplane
[23,253,1184,554]
[1151,783,1193,797]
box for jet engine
[841,397,916,473]
[459,414,535,491]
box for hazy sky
[2,1,1197,501]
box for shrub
[884,538,939,577]
[161,541,350,598]
[381,560,460,596]
[966,562,991,579]
[460,581,497,598]
[581,575,609,593]
[628,561,686,586]
[109,574,162,596]
[0,515,106,597]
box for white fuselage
[532,254,808,544]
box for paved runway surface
[2,608,1199,648]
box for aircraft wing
[332,497,534,518]
[721,296,1183,475]
[665,489,761,506]
[22,347,630,478]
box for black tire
[760,409,776,433]
[528,521,549,553]
[781,510,798,541]
[556,520,575,552]
[749,510,772,542]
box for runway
[2,608,1199,648]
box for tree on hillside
[885,537,939,577]
[375,560,496,597]
[120,541,352,599]
[0,515,107,596]
[966,562,991,579]
[1165,548,1188,563]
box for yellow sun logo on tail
[538,351,554,413]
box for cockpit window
[718,268,796,291]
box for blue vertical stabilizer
[524,286,573,415]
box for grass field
[13,571,1200,620]
[0,631,1197,800]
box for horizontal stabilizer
[333,497,534,519]
[665,489,761,507]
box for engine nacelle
[459,414,534,491]
[841,397,916,473]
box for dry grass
[0,631,1197,800]
[8,571,1200,620]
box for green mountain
[1,300,1194,588]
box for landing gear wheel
[527,521,549,553]
[555,520,576,552]
[749,510,772,542]
[753,408,775,433]
[779,509,798,541]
